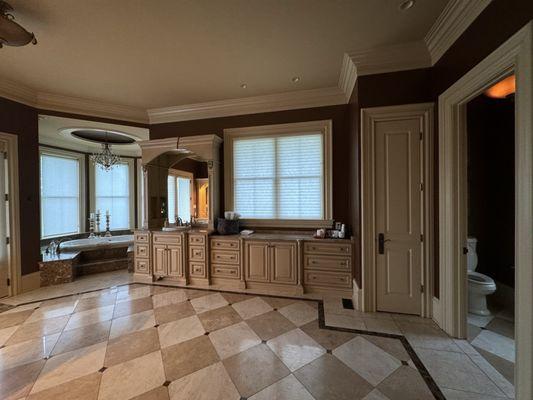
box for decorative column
[141,164,149,230]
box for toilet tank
[467,237,478,272]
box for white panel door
[375,118,422,314]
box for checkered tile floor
[0,284,439,400]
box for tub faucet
[176,217,183,226]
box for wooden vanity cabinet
[244,240,298,287]
[210,237,241,284]
[188,233,209,285]
[303,241,353,293]
[134,231,151,277]
[152,233,185,282]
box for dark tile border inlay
[342,298,354,309]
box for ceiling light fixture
[0,0,37,48]
[398,0,415,11]
[90,132,121,171]
[291,76,301,83]
[240,83,247,89]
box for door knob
[378,233,391,254]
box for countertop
[40,251,80,263]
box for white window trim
[168,168,194,222]
[39,146,86,238]
[89,158,135,231]
[136,159,143,229]
[224,120,333,228]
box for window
[167,170,192,223]
[92,160,134,230]
[224,120,332,227]
[40,149,84,238]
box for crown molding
[148,86,346,124]
[338,53,358,102]
[347,41,431,76]
[0,78,37,106]
[425,0,492,65]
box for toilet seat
[468,271,495,286]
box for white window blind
[167,175,191,223]
[40,154,81,237]
[95,163,130,230]
[233,133,323,219]
[167,175,176,223]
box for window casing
[167,169,193,224]
[224,120,332,228]
[40,148,85,238]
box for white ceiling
[38,115,149,156]
[2,0,448,110]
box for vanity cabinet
[152,233,185,282]
[188,233,209,284]
[134,231,151,276]
[303,241,353,290]
[210,237,241,281]
[244,240,298,286]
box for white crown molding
[338,53,358,102]
[147,87,346,124]
[347,41,432,76]
[425,0,492,65]
[0,78,37,106]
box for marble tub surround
[0,284,441,400]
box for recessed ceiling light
[292,76,301,83]
[240,83,247,89]
[399,0,415,11]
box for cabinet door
[167,244,183,278]
[270,241,297,285]
[245,241,269,282]
[153,245,167,276]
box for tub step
[76,257,130,276]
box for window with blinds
[167,174,191,223]
[233,133,324,220]
[40,153,81,237]
[95,163,130,230]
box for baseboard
[352,279,363,311]
[21,271,41,292]
[432,296,442,326]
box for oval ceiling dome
[70,129,135,144]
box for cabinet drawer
[134,233,149,243]
[153,234,182,245]
[189,262,206,277]
[134,259,150,274]
[135,244,149,258]
[211,250,240,265]
[211,264,240,279]
[304,242,352,256]
[189,235,205,245]
[189,246,205,261]
[211,238,240,250]
[304,271,352,288]
[304,255,351,272]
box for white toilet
[467,237,497,316]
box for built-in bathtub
[59,234,134,252]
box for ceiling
[2,0,448,110]
[38,115,149,156]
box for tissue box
[216,218,240,235]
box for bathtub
[59,234,134,252]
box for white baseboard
[352,279,362,311]
[432,296,442,326]
[21,272,41,293]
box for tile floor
[0,281,516,400]
[1,284,438,400]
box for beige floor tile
[362,389,391,400]
[74,293,117,313]
[231,297,272,320]
[209,321,261,359]
[1,302,41,315]
[0,359,45,400]
[152,290,188,309]
[246,311,295,341]
[376,365,434,399]
[113,297,153,319]
[222,344,290,398]
[0,325,20,346]
[197,306,242,333]
[278,302,317,327]
[52,320,110,357]
[261,296,298,310]
[184,289,211,300]
[0,309,35,328]
[168,362,240,400]
[161,335,219,381]
[396,320,463,352]
[474,345,515,385]
[39,297,79,309]
[248,374,314,400]
[25,304,76,324]
[116,286,152,303]
[333,336,401,386]
[190,293,228,314]
[105,327,161,367]
[158,315,205,348]
[363,319,401,335]
[470,329,515,363]
[131,386,169,400]
[324,313,366,330]
[154,301,195,325]
[27,372,101,400]
[416,347,506,397]
[300,320,356,351]
[5,315,69,346]
[99,350,166,400]
[267,328,326,371]
[294,354,374,400]
[485,318,515,339]
[64,305,115,331]
[0,333,59,371]
[440,388,509,400]
[363,335,411,362]
[467,352,515,398]
[220,292,250,304]
[109,309,155,339]
[31,341,106,394]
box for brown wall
[0,97,41,276]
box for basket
[216,218,240,235]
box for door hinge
[4,194,7,202]
[421,284,424,293]
[6,278,10,287]
[420,182,424,191]
[5,237,9,245]
[420,234,424,242]
[420,132,423,140]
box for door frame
[0,132,21,297]
[360,103,434,316]
[436,21,532,399]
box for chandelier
[0,1,37,48]
[91,141,121,172]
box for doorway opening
[465,77,516,386]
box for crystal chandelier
[91,138,121,172]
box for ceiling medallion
[91,134,121,172]
[0,1,37,48]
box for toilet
[467,237,497,315]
